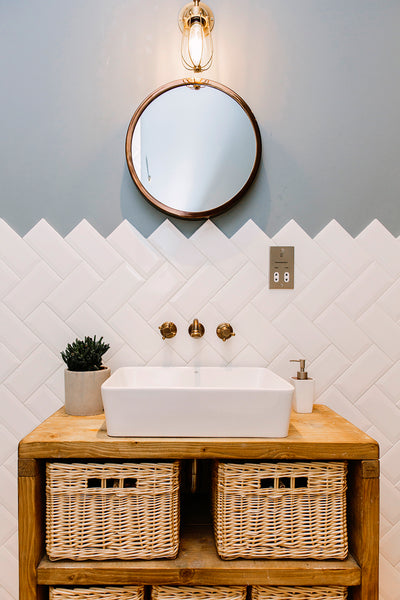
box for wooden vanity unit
[18,404,379,600]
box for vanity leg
[348,459,380,600]
[18,458,45,600]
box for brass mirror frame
[125,79,262,220]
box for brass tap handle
[216,323,235,342]
[159,322,177,340]
[188,318,205,338]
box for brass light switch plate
[269,246,294,289]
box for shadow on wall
[120,154,270,238]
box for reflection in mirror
[126,80,261,219]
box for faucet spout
[188,318,205,338]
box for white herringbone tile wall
[1,217,400,599]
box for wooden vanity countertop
[18,404,378,460]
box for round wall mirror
[125,79,262,219]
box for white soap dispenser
[290,359,314,413]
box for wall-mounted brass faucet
[188,318,205,338]
[216,323,235,341]
[159,322,177,339]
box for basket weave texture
[46,461,180,560]
[252,586,348,600]
[213,461,348,559]
[49,587,144,600]
[152,586,247,600]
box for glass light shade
[181,12,213,72]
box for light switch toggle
[270,246,294,289]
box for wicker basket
[50,587,144,600]
[252,586,348,600]
[213,461,347,559]
[46,461,180,560]
[152,586,247,600]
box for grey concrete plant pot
[64,367,111,416]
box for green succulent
[61,336,110,372]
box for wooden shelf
[37,524,361,587]
[19,405,378,460]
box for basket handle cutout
[87,477,138,488]
[260,478,275,488]
[294,477,308,488]
[87,478,102,488]
[259,476,309,489]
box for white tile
[4,346,60,403]
[357,304,400,361]
[273,219,330,279]
[268,345,303,381]
[0,345,19,383]
[314,305,370,361]
[357,387,400,444]
[377,361,400,403]
[335,262,393,320]
[170,263,227,320]
[24,304,76,357]
[45,366,65,400]
[380,515,392,539]
[188,344,227,367]
[66,219,123,278]
[379,555,400,600]
[335,346,392,402]
[148,346,187,366]
[0,506,16,546]
[314,220,371,277]
[148,305,208,364]
[318,387,372,431]
[66,304,124,356]
[0,586,16,600]
[88,263,144,320]
[24,219,81,278]
[109,305,163,362]
[0,547,18,599]
[357,219,400,277]
[46,263,102,320]
[309,345,350,397]
[231,220,272,273]
[106,345,145,371]
[190,220,247,278]
[235,304,287,362]
[211,262,266,320]
[0,424,17,465]
[229,345,266,367]
[3,453,17,478]
[25,386,63,421]
[273,305,330,362]
[0,219,40,278]
[3,262,61,320]
[149,220,206,278]
[107,220,163,277]
[0,304,40,361]
[1,386,39,440]
[378,278,400,322]
[294,262,350,320]
[0,259,19,299]
[4,531,18,561]
[381,442,400,485]
[130,262,185,321]
[0,467,17,518]
[381,475,400,524]
[196,303,247,363]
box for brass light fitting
[188,318,205,338]
[159,322,177,340]
[216,323,235,342]
[178,0,215,74]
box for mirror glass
[126,80,261,219]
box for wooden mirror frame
[125,79,262,220]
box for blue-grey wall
[1,0,400,238]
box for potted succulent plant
[61,336,111,416]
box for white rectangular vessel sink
[102,366,294,438]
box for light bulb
[188,21,203,69]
